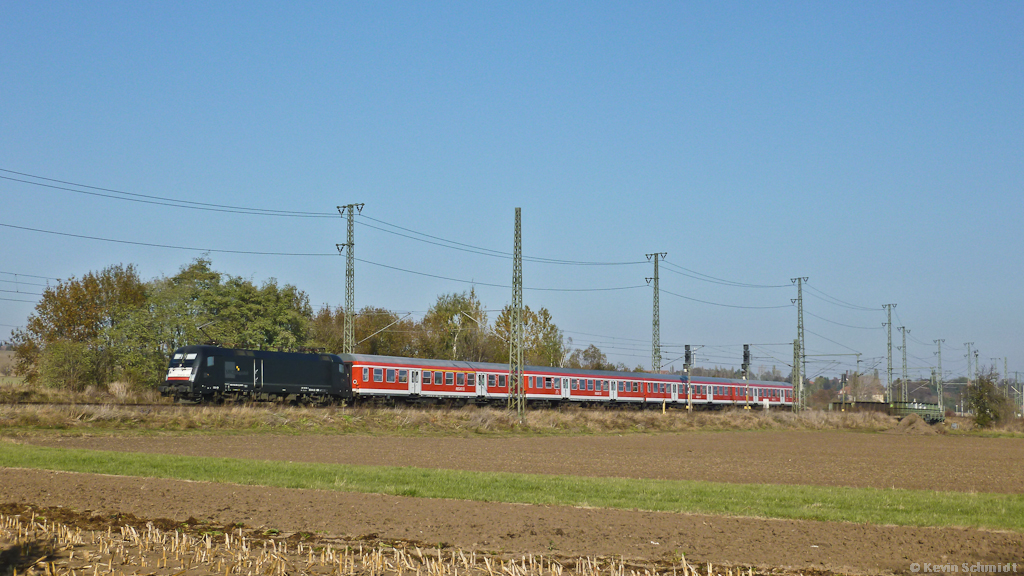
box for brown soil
[883,414,937,436]
[20,430,1024,493]
[3,431,1024,575]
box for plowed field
[3,431,1023,574]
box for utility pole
[974,349,980,381]
[647,253,667,373]
[791,277,808,401]
[684,344,692,412]
[882,304,896,402]
[742,344,750,408]
[793,338,802,411]
[336,203,364,354]
[898,326,909,402]
[1005,358,1009,398]
[935,339,944,412]
[964,342,974,387]
[508,208,525,417]
[854,353,862,401]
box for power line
[358,214,646,266]
[659,261,789,288]
[358,257,649,292]
[804,327,862,354]
[0,222,339,256]
[0,270,61,281]
[0,278,50,288]
[804,310,883,330]
[0,169,336,218]
[0,222,652,293]
[803,284,879,312]
[0,289,43,296]
[658,288,792,310]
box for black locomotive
[159,345,351,403]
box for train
[829,399,946,423]
[159,345,795,409]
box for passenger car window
[374,368,383,382]
[386,369,395,383]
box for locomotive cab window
[207,356,215,367]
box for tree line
[10,258,644,391]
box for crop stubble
[3,431,1023,574]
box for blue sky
[2,2,1022,382]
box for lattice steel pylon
[883,304,896,402]
[935,339,944,413]
[793,338,802,410]
[790,277,808,409]
[508,208,525,417]
[336,203,364,354]
[898,326,909,401]
[646,252,667,373]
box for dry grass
[0,378,164,405]
[0,403,908,436]
[0,510,766,576]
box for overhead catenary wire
[0,270,61,281]
[0,169,336,218]
[803,283,880,312]
[357,214,647,266]
[658,288,792,310]
[659,260,790,288]
[805,310,883,330]
[804,327,862,355]
[0,222,647,293]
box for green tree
[307,305,346,353]
[420,290,490,361]
[12,264,147,387]
[967,372,1011,428]
[493,304,568,366]
[356,307,418,357]
[566,344,610,370]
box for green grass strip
[2,443,1022,532]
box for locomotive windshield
[168,352,198,368]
